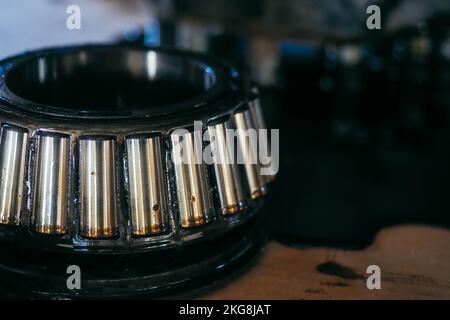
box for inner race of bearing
[2,46,225,118]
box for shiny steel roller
[32,133,70,234]
[0,125,28,225]
[171,129,213,228]
[233,109,267,199]
[208,120,246,215]
[79,137,118,238]
[249,92,276,184]
[126,134,169,235]
[249,89,267,133]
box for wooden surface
[202,225,450,299]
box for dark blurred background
[2,0,450,248]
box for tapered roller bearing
[0,45,273,298]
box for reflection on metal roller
[233,109,267,199]
[171,129,213,228]
[79,137,118,238]
[32,133,70,234]
[126,134,169,236]
[0,125,28,225]
[249,87,276,184]
[208,120,246,215]
[249,89,267,133]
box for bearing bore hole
[5,48,217,115]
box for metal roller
[208,120,246,215]
[249,87,276,184]
[126,134,168,236]
[249,88,267,132]
[0,125,28,225]
[233,109,267,199]
[32,133,70,234]
[79,137,118,238]
[171,129,213,228]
